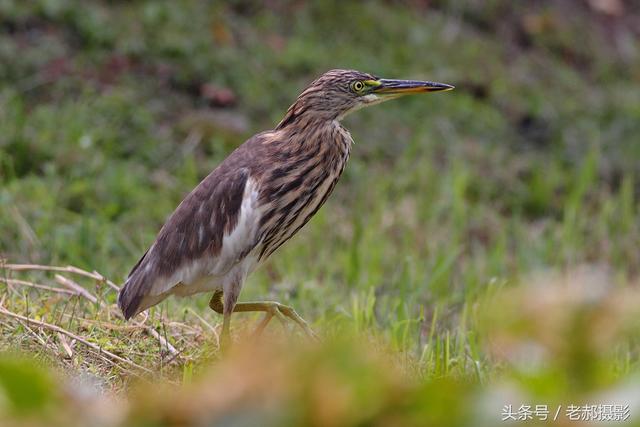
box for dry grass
[0,261,219,390]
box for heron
[118,69,453,346]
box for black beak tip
[434,83,455,91]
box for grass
[1,0,640,425]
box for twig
[89,269,121,292]
[59,315,146,331]
[0,305,152,374]
[166,321,201,333]
[57,332,74,358]
[145,324,178,357]
[17,319,51,349]
[55,274,98,303]
[186,307,217,335]
[89,349,143,379]
[0,278,77,295]
[3,264,120,292]
[163,346,188,365]
[186,307,220,350]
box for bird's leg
[209,289,271,347]
[208,291,318,340]
[220,289,240,349]
[221,311,232,349]
[252,311,275,337]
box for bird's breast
[256,125,352,260]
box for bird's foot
[209,291,318,343]
[251,301,319,341]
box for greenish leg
[209,290,318,340]
[221,312,231,349]
[211,290,232,348]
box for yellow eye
[351,81,365,92]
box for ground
[1,1,640,426]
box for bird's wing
[118,141,264,319]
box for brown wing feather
[118,135,264,319]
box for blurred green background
[1,1,640,425]
[2,0,639,280]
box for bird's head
[277,69,454,128]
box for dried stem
[3,263,120,292]
[2,263,178,357]
[0,277,78,295]
[0,304,152,375]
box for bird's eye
[351,81,365,93]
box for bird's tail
[118,250,151,320]
[118,278,144,320]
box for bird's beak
[372,79,454,95]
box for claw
[209,291,319,342]
[276,303,319,341]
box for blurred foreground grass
[2,267,640,426]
